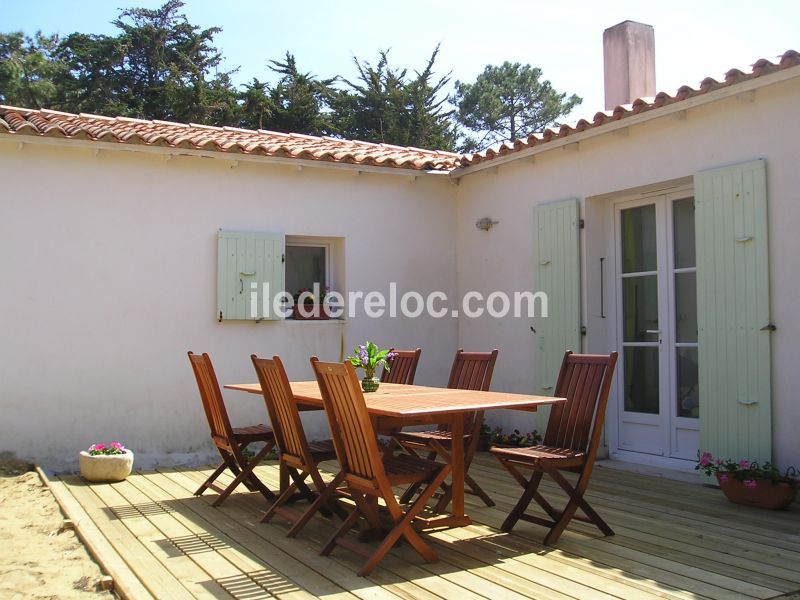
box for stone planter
[79,450,134,482]
[716,473,797,510]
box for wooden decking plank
[610,526,800,585]
[467,477,800,589]
[57,459,800,600]
[470,456,800,540]
[59,475,197,600]
[467,457,800,554]
[435,523,685,600]
[47,477,156,600]
[465,497,771,600]
[421,530,614,600]
[239,465,584,600]
[187,464,523,600]
[126,473,318,600]
[442,522,700,600]
[470,456,800,542]
[85,477,228,599]
[148,468,386,600]
[115,474,317,600]
[477,491,786,598]
[187,465,502,600]
[162,466,433,600]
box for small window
[284,236,343,319]
[285,243,328,295]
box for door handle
[645,329,661,334]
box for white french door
[613,192,699,462]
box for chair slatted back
[188,352,235,449]
[380,348,422,384]
[447,349,498,391]
[251,355,309,462]
[311,358,384,484]
[437,349,498,432]
[544,352,618,455]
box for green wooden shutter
[533,199,582,410]
[217,231,284,321]
[694,159,771,463]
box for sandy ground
[0,460,114,599]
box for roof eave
[0,134,454,178]
[450,63,800,178]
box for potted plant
[477,423,493,451]
[292,287,332,320]
[79,442,134,482]
[490,427,542,448]
[696,451,798,510]
[347,341,396,392]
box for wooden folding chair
[393,349,498,510]
[491,351,618,545]
[251,354,347,536]
[380,348,422,384]
[310,357,451,576]
[188,352,276,507]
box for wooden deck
[49,455,800,600]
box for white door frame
[606,183,698,470]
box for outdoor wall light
[475,217,499,231]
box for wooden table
[224,381,565,527]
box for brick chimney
[603,20,656,110]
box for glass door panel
[616,194,699,462]
[617,201,667,455]
[670,196,699,460]
[623,346,660,414]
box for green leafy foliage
[0,3,578,153]
[347,341,396,379]
[453,61,581,151]
[261,52,337,136]
[330,46,457,150]
[696,451,798,485]
[0,31,66,108]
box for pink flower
[739,459,750,469]
[93,443,106,451]
[699,452,713,467]
[110,442,125,450]
[743,479,757,488]
[715,459,723,466]
[718,474,729,483]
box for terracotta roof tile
[1,50,798,173]
[460,50,800,168]
[0,105,461,171]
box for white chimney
[603,20,656,110]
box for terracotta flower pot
[716,473,797,510]
[79,450,134,482]
[291,304,332,320]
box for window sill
[284,318,346,324]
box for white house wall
[0,145,458,470]
[455,76,800,470]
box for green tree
[55,32,127,115]
[332,46,457,150]
[107,0,238,123]
[0,31,65,108]
[263,53,336,136]
[239,77,273,130]
[453,62,581,151]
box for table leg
[450,413,465,518]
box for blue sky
[3,0,799,120]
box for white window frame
[284,236,342,320]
